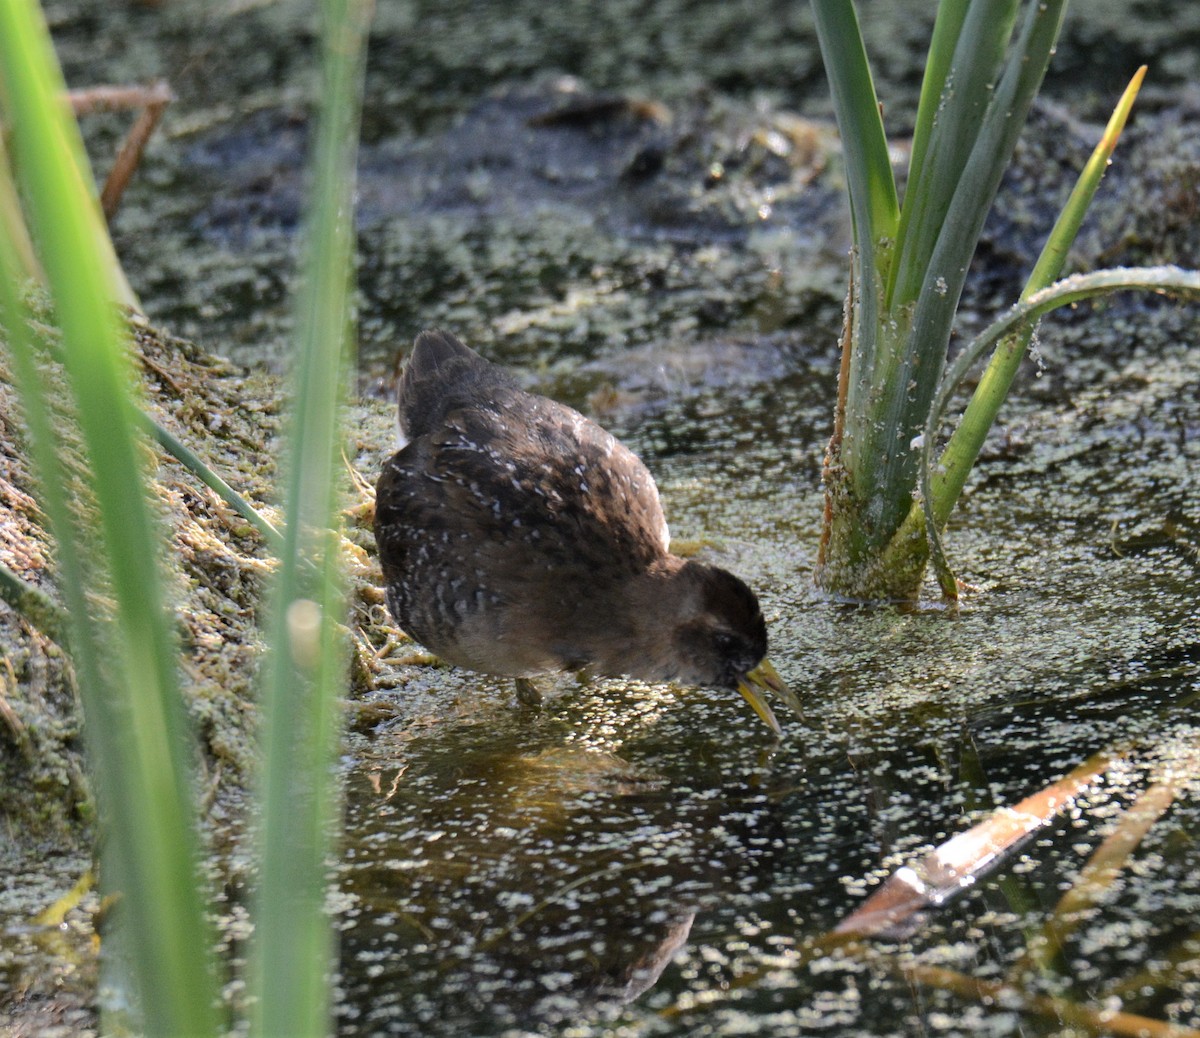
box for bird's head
[668,562,800,736]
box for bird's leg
[515,677,543,707]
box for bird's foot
[515,677,544,707]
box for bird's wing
[432,393,670,564]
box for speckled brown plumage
[375,330,798,732]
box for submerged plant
[810,0,1200,601]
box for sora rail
[375,330,800,734]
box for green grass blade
[918,265,1200,594]
[811,0,899,273]
[889,0,1019,310]
[142,414,284,551]
[0,2,218,1033]
[886,0,970,316]
[1024,66,1147,295]
[810,0,901,493]
[900,0,970,229]
[0,557,70,648]
[912,0,1067,334]
[248,0,371,1034]
[926,66,1147,527]
[0,134,42,283]
[869,0,1066,543]
[28,309,285,551]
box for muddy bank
[0,312,400,1025]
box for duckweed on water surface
[7,299,1196,1034]
[3,1,1200,1033]
[328,326,1200,1034]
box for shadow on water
[336,707,785,1034]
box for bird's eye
[713,631,738,655]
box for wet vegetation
[1,1,1200,1036]
[811,1,1198,600]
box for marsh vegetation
[1,2,1199,1035]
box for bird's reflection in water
[335,734,784,1035]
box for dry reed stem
[835,748,1126,938]
[904,962,1200,1038]
[1015,775,1183,978]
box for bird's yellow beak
[736,659,801,737]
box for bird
[374,329,800,734]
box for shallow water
[333,348,1200,1035]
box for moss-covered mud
[2,1,1200,1034]
[0,315,405,1029]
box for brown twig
[68,83,171,117]
[904,963,1200,1038]
[664,747,1192,1033]
[67,81,173,219]
[664,930,1199,1038]
[1015,766,1188,978]
[101,83,172,219]
[137,350,186,396]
